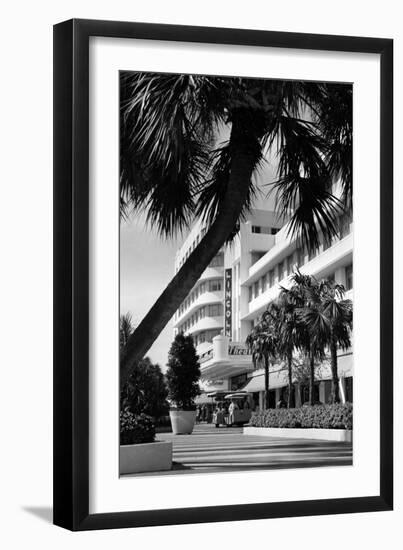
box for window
[345,376,353,402]
[209,253,224,267]
[261,274,267,293]
[199,282,206,294]
[268,269,274,287]
[300,382,320,405]
[345,264,353,290]
[249,286,253,302]
[251,251,266,265]
[286,254,294,274]
[230,373,247,391]
[278,261,284,281]
[209,304,222,317]
[209,280,222,292]
[271,227,279,235]
[253,226,273,234]
[326,272,335,283]
[253,281,259,298]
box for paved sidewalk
[155,423,353,474]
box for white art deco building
[173,205,353,410]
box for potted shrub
[166,333,201,434]
[119,408,172,474]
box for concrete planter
[244,426,352,443]
[120,441,173,475]
[169,410,197,434]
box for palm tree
[120,312,134,351]
[246,303,279,409]
[120,74,352,385]
[276,290,305,408]
[311,280,352,403]
[281,271,324,406]
[292,273,352,405]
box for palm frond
[120,72,225,236]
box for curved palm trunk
[264,354,270,410]
[287,351,293,408]
[309,347,315,406]
[121,117,261,387]
[330,332,340,403]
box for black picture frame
[53,18,393,531]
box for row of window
[177,303,224,333]
[177,278,223,317]
[193,329,222,347]
[249,261,353,303]
[177,228,225,270]
[252,225,280,235]
[248,212,352,302]
[209,253,224,268]
[177,229,206,269]
[178,250,224,270]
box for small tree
[166,333,201,410]
[302,279,352,403]
[121,357,169,419]
[246,303,279,410]
[321,281,352,403]
[120,312,134,351]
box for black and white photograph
[0,0,397,542]
[119,72,354,477]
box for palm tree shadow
[22,506,53,524]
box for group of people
[214,398,251,427]
[196,398,252,426]
[196,404,213,423]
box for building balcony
[244,221,353,286]
[185,316,223,336]
[242,233,353,321]
[197,266,224,282]
[173,290,224,327]
[199,335,254,380]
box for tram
[207,391,253,427]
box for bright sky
[120,213,185,370]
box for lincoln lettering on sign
[224,268,232,339]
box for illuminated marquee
[224,268,232,339]
[228,344,249,356]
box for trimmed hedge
[120,408,156,445]
[250,403,353,430]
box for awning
[200,359,254,380]
[241,353,353,393]
[194,394,215,405]
[241,369,288,392]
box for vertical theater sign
[224,268,232,339]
